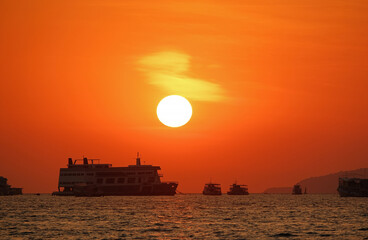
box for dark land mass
[264,168,368,194]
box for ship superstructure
[52,154,178,196]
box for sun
[157,95,192,128]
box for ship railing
[162,181,178,184]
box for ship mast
[136,152,141,166]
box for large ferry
[337,177,368,197]
[52,154,178,196]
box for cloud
[137,51,225,101]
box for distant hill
[297,168,368,194]
[263,168,368,194]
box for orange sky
[0,0,367,193]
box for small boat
[203,183,221,195]
[227,184,249,195]
[337,177,368,197]
[292,184,302,195]
[0,176,22,196]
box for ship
[227,183,249,195]
[292,184,302,195]
[337,177,368,197]
[52,153,178,196]
[0,176,22,196]
[203,183,221,195]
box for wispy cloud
[137,51,225,101]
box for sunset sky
[1,0,367,193]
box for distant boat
[0,176,22,196]
[52,153,178,196]
[227,183,249,195]
[292,184,302,195]
[337,177,368,197]
[203,183,221,195]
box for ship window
[127,178,135,183]
[106,178,115,184]
[87,173,94,176]
[97,178,103,184]
[96,172,126,177]
[138,178,141,183]
[148,177,154,183]
[117,178,125,183]
[127,172,135,175]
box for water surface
[1,194,367,239]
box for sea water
[0,194,367,239]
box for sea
[0,194,367,239]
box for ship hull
[227,192,249,195]
[52,191,75,196]
[72,182,178,197]
[203,189,221,195]
[337,188,368,197]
